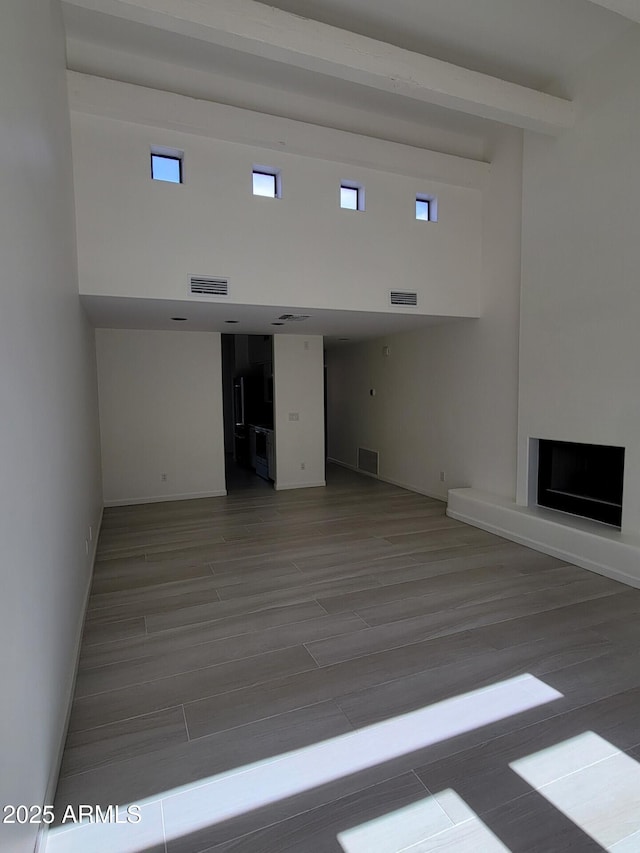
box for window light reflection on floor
[46,673,562,853]
[338,788,511,853]
[510,731,640,850]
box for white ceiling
[65,0,635,341]
[64,21,489,158]
[62,0,632,108]
[62,0,633,145]
[252,0,631,91]
[81,296,463,347]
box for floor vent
[190,276,229,297]
[358,447,379,476]
[390,290,418,306]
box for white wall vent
[390,290,418,306]
[358,447,379,476]
[189,276,229,297]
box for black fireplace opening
[537,439,624,528]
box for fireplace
[537,439,624,528]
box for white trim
[376,474,446,504]
[63,0,575,133]
[274,480,326,491]
[327,457,445,503]
[447,487,640,590]
[104,489,227,507]
[36,505,104,853]
[328,457,376,479]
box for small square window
[340,186,358,210]
[416,194,438,221]
[340,182,364,211]
[416,199,430,220]
[253,169,280,198]
[151,153,182,184]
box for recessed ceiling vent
[278,314,311,321]
[189,276,229,297]
[358,447,379,477]
[390,290,418,306]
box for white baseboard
[327,457,446,504]
[327,457,374,477]
[274,480,326,491]
[374,473,446,504]
[104,489,227,507]
[88,505,103,567]
[36,506,104,853]
[448,487,640,590]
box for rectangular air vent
[189,276,229,297]
[358,447,379,476]
[390,290,418,306]
[278,314,311,322]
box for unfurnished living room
[3,1,640,852]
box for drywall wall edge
[274,481,326,491]
[104,489,228,507]
[67,72,490,189]
[327,457,446,504]
[35,505,104,853]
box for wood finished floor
[51,465,640,852]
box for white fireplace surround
[447,488,640,588]
[447,438,640,590]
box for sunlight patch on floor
[338,788,511,852]
[46,673,561,852]
[510,731,640,850]
[159,673,560,844]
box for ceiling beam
[584,0,640,24]
[62,0,575,134]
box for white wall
[517,27,640,535]
[0,3,103,851]
[96,330,226,505]
[327,126,523,501]
[273,335,326,490]
[69,78,483,319]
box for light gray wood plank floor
[51,464,640,853]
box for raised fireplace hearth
[537,439,624,528]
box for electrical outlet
[300,462,306,470]
[288,412,299,421]
[440,471,446,482]
[161,473,167,482]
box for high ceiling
[62,0,634,148]
[63,0,637,342]
[251,0,631,91]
